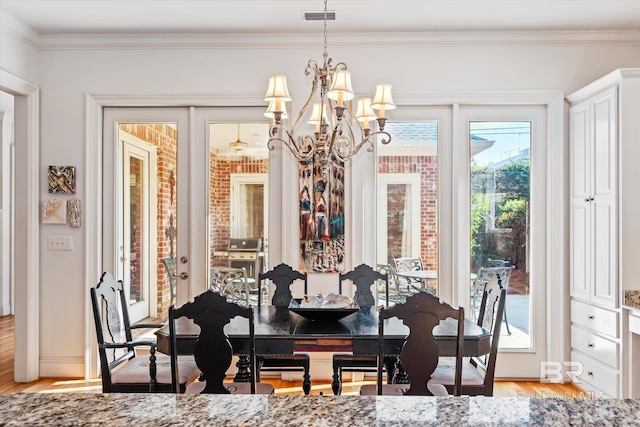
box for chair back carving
[377,292,464,396]
[393,257,426,291]
[471,266,514,318]
[339,264,388,307]
[486,258,510,267]
[170,290,255,394]
[393,257,424,273]
[210,266,251,306]
[258,263,308,306]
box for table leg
[234,354,252,382]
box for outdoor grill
[227,238,263,283]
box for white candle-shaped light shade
[308,103,327,133]
[355,98,377,129]
[371,84,396,119]
[264,75,291,112]
[264,100,289,120]
[328,70,354,108]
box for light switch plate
[47,235,73,251]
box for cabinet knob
[585,198,590,202]
[587,371,594,377]
[588,315,594,319]
[587,343,594,348]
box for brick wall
[209,153,269,268]
[378,155,438,272]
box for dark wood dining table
[155,304,490,362]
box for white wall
[5,28,640,376]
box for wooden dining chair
[338,263,389,307]
[90,271,198,393]
[430,274,506,396]
[169,290,274,394]
[332,263,393,394]
[360,292,465,396]
[255,263,311,395]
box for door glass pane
[377,121,438,295]
[128,156,144,305]
[469,121,531,349]
[232,183,264,239]
[118,123,177,321]
[208,123,270,288]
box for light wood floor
[1,315,586,397]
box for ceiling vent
[303,11,336,21]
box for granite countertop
[623,290,640,312]
[1,393,639,426]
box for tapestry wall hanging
[299,154,345,273]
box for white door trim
[0,69,39,382]
[230,173,269,242]
[85,95,263,378]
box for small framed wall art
[48,166,76,194]
[42,199,67,224]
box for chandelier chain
[323,0,328,62]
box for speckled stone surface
[624,290,640,310]
[0,394,639,426]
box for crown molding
[566,68,640,104]
[90,94,263,107]
[37,30,640,50]
[0,10,40,49]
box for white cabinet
[569,86,617,307]
[568,68,640,398]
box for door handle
[180,272,189,280]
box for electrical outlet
[47,235,73,251]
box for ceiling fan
[228,123,248,154]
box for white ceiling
[1,0,639,35]
[4,0,637,156]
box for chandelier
[263,0,395,167]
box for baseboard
[0,303,11,316]
[39,357,85,377]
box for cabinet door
[591,86,618,307]
[570,99,591,301]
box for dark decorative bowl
[288,298,359,322]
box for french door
[458,105,546,378]
[103,107,206,322]
[377,104,548,378]
[103,106,268,322]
